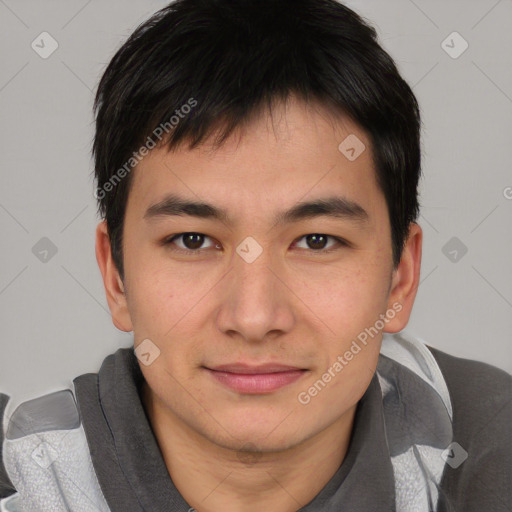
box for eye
[163,232,348,256]
[292,234,347,253]
[164,232,219,254]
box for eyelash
[163,232,348,256]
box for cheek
[123,237,193,331]
[123,251,179,338]
[125,257,224,361]
[291,256,390,340]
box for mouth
[203,363,308,394]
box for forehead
[126,97,385,227]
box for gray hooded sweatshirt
[0,331,510,511]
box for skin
[96,95,422,512]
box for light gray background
[1,0,511,410]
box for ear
[384,222,422,333]
[95,220,133,332]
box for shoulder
[0,393,16,499]
[0,385,112,511]
[427,345,512,511]
[0,388,80,500]
[427,345,512,424]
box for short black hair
[93,0,422,282]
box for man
[1,0,510,511]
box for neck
[142,381,356,512]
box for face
[96,96,421,454]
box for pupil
[184,233,204,250]
[307,234,327,250]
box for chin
[196,410,310,451]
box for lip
[208,363,304,374]
[204,363,308,394]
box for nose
[215,244,296,344]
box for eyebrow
[144,193,369,226]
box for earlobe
[384,223,422,333]
[95,220,133,332]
